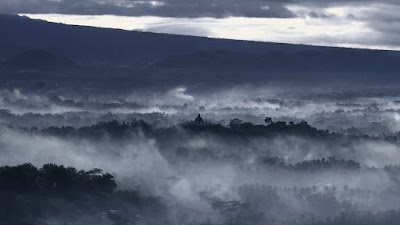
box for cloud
[1,0,400,19]
[0,0,295,18]
[145,22,211,37]
[4,0,400,50]
[168,87,195,102]
[350,4,400,47]
[287,3,400,49]
[25,13,396,50]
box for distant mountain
[0,14,400,87]
[0,14,310,67]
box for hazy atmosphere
[1,1,400,225]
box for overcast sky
[2,0,399,50]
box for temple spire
[195,114,203,123]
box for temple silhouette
[181,114,221,128]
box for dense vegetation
[0,119,398,224]
[0,164,165,225]
[2,161,400,225]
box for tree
[229,118,243,129]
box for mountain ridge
[1,14,400,88]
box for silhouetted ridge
[1,14,400,86]
[256,156,361,171]
[2,49,78,70]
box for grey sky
[3,0,400,50]
[0,0,398,18]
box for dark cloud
[330,3,400,48]
[1,0,400,19]
[362,16,400,47]
[1,0,400,20]
[288,1,400,50]
[0,0,295,18]
[293,0,400,7]
[2,0,400,50]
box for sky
[1,0,399,50]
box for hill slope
[0,14,399,88]
[2,50,78,70]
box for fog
[2,86,400,135]
[2,85,400,224]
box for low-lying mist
[2,85,400,224]
[1,120,400,224]
[2,86,400,136]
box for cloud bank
[20,1,400,51]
